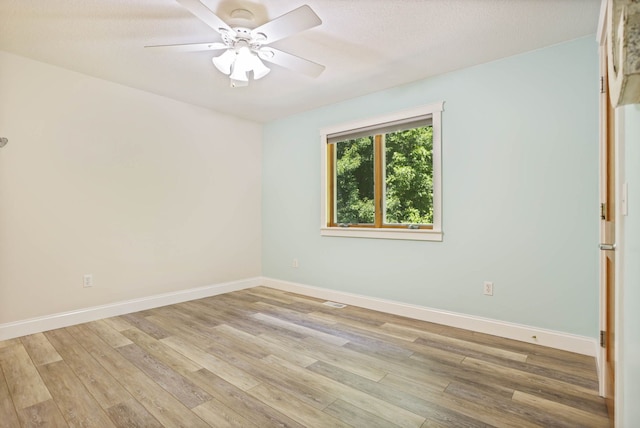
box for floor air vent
[323,301,347,308]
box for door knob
[599,243,616,251]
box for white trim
[2,275,597,357]
[262,277,598,356]
[320,101,444,136]
[320,227,442,241]
[319,101,444,241]
[597,0,608,46]
[597,32,609,397]
[614,105,625,426]
[0,277,260,341]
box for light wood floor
[0,286,609,427]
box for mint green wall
[262,37,599,337]
[621,104,640,425]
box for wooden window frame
[327,134,434,230]
[320,102,444,242]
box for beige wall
[0,51,262,324]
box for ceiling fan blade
[259,47,325,78]
[145,42,227,52]
[176,0,233,35]
[251,5,321,44]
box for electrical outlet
[83,274,93,288]
[483,281,493,296]
[292,258,299,268]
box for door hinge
[600,76,605,94]
[601,203,606,220]
[600,330,606,348]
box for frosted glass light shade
[251,55,270,80]
[229,66,248,81]
[229,47,253,81]
[212,49,235,75]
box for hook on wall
[0,137,8,148]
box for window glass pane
[335,137,374,224]
[384,126,433,224]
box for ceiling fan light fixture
[229,66,248,82]
[229,65,248,82]
[151,3,324,88]
[212,49,235,75]
[251,55,270,80]
[229,46,255,82]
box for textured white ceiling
[0,0,601,123]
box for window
[320,102,443,241]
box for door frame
[596,7,610,398]
[597,1,626,424]
[597,4,608,400]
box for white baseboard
[0,277,260,341]
[262,277,598,357]
[1,276,598,358]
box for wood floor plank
[20,333,62,366]
[379,322,436,342]
[239,285,298,302]
[251,299,429,360]
[101,315,134,332]
[200,336,337,410]
[149,308,269,361]
[443,380,577,427]
[307,359,508,428]
[0,368,21,427]
[411,350,595,419]
[261,354,427,428]
[140,313,206,340]
[213,323,318,367]
[227,311,311,341]
[379,372,450,397]
[43,328,132,409]
[151,302,222,331]
[37,360,116,427]
[119,313,170,340]
[121,327,202,373]
[17,399,68,428]
[160,335,262,391]
[526,352,598,381]
[106,398,163,428]
[252,312,350,346]
[170,300,240,327]
[247,383,352,428]
[460,356,608,413]
[259,332,388,381]
[512,391,610,428]
[117,343,212,409]
[192,398,259,428]
[0,338,21,349]
[0,344,52,409]
[87,319,134,348]
[414,331,529,362]
[483,351,599,391]
[183,368,306,428]
[421,420,451,428]
[307,311,424,358]
[324,398,404,428]
[253,300,343,331]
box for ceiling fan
[147,0,325,87]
